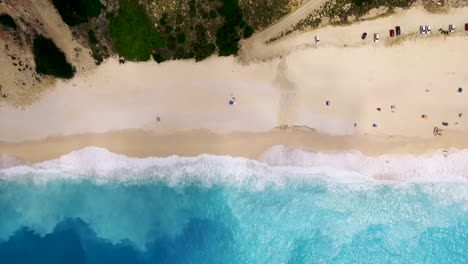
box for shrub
[0,14,17,29]
[194,43,215,61]
[33,36,75,79]
[215,0,252,56]
[109,0,163,61]
[216,24,240,56]
[51,0,103,26]
[243,25,253,38]
[176,32,186,44]
[88,29,98,45]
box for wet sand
[1,128,468,163]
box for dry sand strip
[0,3,467,152]
[1,128,468,163]
[240,5,468,61]
[0,35,467,143]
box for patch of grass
[33,35,75,79]
[51,0,103,26]
[0,14,17,29]
[109,0,164,61]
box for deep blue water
[0,148,467,263]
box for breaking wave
[0,146,467,263]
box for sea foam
[1,146,467,184]
[260,145,468,181]
[0,147,467,262]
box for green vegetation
[350,0,415,16]
[0,14,17,29]
[87,29,108,64]
[191,23,214,61]
[319,0,416,22]
[216,0,251,56]
[239,0,290,31]
[150,0,253,63]
[33,36,75,79]
[268,0,416,43]
[51,0,103,26]
[109,0,163,61]
[88,29,98,45]
[152,1,217,63]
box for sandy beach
[2,2,468,263]
[2,128,468,164]
[1,5,468,163]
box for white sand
[0,35,467,142]
[0,5,467,161]
[1,128,468,163]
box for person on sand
[376,107,381,111]
[421,114,428,119]
[156,116,160,122]
[372,123,377,128]
[459,113,462,118]
[229,97,236,106]
[326,100,330,106]
[458,87,463,93]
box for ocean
[0,146,467,263]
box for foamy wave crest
[0,147,373,190]
[0,147,467,254]
[0,154,29,169]
[1,146,468,185]
[260,145,468,181]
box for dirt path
[239,4,468,62]
[239,0,329,62]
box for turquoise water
[0,147,467,263]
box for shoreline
[1,6,467,162]
[2,128,468,163]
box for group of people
[324,85,464,134]
[325,100,393,129]
[153,87,464,135]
